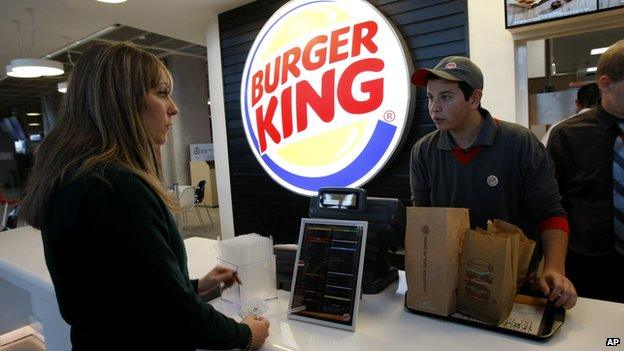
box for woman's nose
[169,99,179,116]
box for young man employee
[409,56,577,309]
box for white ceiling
[0,0,254,73]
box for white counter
[188,238,624,351]
[1,232,622,351]
[216,282,624,351]
[0,226,70,350]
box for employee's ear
[598,74,611,93]
[470,89,483,109]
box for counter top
[0,226,56,302]
[1,232,622,351]
[183,237,624,351]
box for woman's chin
[153,136,167,146]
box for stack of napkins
[219,233,277,306]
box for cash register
[308,187,406,294]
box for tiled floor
[176,205,221,241]
[0,336,45,351]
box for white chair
[178,185,212,231]
[0,193,20,231]
[193,180,214,227]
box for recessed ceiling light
[587,67,597,73]
[58,82,68,93]
[27,112,41,116]
[97,0,127,3]
[590,47,608,55]
[28,123,41,126]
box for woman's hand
[241,315,270,350]
[197,265,241,295]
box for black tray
[404,291,565,340]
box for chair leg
[1,203,8,231]
[195,206,207,232]
[204,206,214,227]
[183,211,188,230]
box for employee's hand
[242,315,270,350]
[538,269,577,309]
[197,265,241,295]
[539,229,576,309]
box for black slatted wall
[219,0,469,243]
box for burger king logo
[241,0,413,196]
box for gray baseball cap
[411,56,483,90]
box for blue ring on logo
[261,120,396,191]
[242,0,397,192]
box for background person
[542,82,600,145]
[20,43,269,350]
[547,39,624,303]
[410,56,577,309]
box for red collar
[452,146,484,165]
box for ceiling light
[6,58,64,78]
[587,67,597,73]
[27,112,41,116]
[28,123,40,127]
[97,0,127,3]
[6,9,64,79]
[5,66,40,78]
[590,47,608,55]
[57,82,68,93]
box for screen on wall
[1,117,26,142]
[504,0,622,28]
[598,0,624,10]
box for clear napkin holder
[218,255,277,308]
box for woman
[21,43,269,350]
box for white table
[185,238,624,351]
[1,232,623,351]
[0,226,70,350]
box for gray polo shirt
[409,108,565,240]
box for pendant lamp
[5,9,65,78]
[6,58,64,78]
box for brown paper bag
[487,220,536,289]
[490,229,519,294]
[456,229,517,324]
[405,207,469,316]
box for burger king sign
[241,0,413,196]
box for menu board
[506,0,598,28]
[288,218,367,331]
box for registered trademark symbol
[383,110,395,122]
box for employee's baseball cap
[411,56,483,90]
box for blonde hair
[21,42,176,228]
